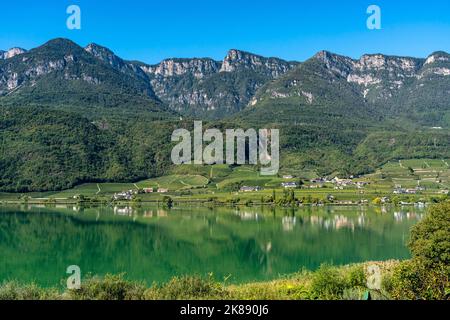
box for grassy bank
[0,261,397,300]
[0,259,447,300]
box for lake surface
[0,204,424,287]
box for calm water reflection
[0,205,424,286]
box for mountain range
[0,38,449,192]
[2,38,450,123]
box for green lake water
[0,205,424,287]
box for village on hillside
[105,161,450,206]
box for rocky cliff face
[141,58,220,79]
[257,50,450,103]
[312,50,425,101]
[0,47,69,95]
[220,49,294,77]
[139,58,222,115]
[137,49,297,117]
[419,51,450,78]
[250,49,450,127]
[0,48,29,92]
[0,39,159,107]
[84,43,150,82]
[1,38,449,124]
[314,51,449,99]
[81,44,295,117]
[0,47,27,60]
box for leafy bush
[162,196,174,208]
[310,265,348,299]
[310,264,367,300]
[385,202,450,300]
[409,201,450,268]
[144,276,228,300]
[385,259,448,300]
[229,281,312,300]
[67,274,145,300]
[346,265,367,288]
[0,281,59,300]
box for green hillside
[0,107,176,192]
[0,39,449,192]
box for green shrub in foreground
[385,259,449,300]
[67,274,146,300]
[384,201,450,300]
[409,201,450,269]
[0,281,59,300]
[144,275,228,300]
[310,264,367,300]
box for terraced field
[50,183,137,198]
[2,159,449,203]
[376,159,450,189]
[136,175,209,190]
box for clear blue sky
[1,0,450,64]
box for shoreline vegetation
[0,193,447,208]
[0,201,448,301]
[0,259,446,300]
[1,183,448,207]
[1,159,449,207]
[0,262,397,300]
